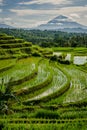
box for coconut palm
[0,78,20,114]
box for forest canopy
[0,28,87,47]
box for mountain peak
[37,15,87,33]
[54,15,68,20]
[48,15,71,24]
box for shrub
[50,55,58,61]
[35,109,60,119]
[0,122,5,130]
[58,59,70,64]
[32,51,41,57]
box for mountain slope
[37,15,87,32]
[0,23,14,28]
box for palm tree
[0,78,19,114]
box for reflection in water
[53,52,62,56]
[53,52,87,65]
[65,54,71,61]
[74,56,87,65]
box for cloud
[10,5,87,27]
[84,15,87,18]
[10,9,59,16]
[70,0,87,7]
[19,0,71,5]
[10,18,45,28]
[0,17,12,24]
[0,0,4,5]
[59,6,87,14]
[1,0,87,28]
[10,6,87,17]
[70,13,80,18]
[35,20,48,26]
[0,9,2,12]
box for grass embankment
[0,121,87,130]
[61,64,87,104]
[0,57,40,86]
[0,59,16,72]
[0,34,32,59]
[0,34,87,130]
[52,47,87,56]
[15,59,53,101]
[23,61,70,105]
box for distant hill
[37,15,87,33]
[0,23,14,28]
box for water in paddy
[53,52,87,65]
[74,56,87,65]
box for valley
[0,33,87,130]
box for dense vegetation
[0,33,87,130]
[0,33,53,59]
[0,28,87,47]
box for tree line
[0,28,87,47]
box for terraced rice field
[26,63,68,102]
[14,59,50,91]
[0,56,87,130]
[62,65,87,103]
[0,59,16,69]
[0,57,39,85]
[0,34,87,130]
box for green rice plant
[15,59,53,101]
[61,110,87,119]
[44,63,70,105]
[0,39,24,44]
[0,47,32,59]
[0,57,40,85]
[76,64,87,73]
[52,47,73,52]
[24,62,69,103]
[0,77,20,115]
[34,109,60,119]
[0,59,16,72]
[0,42,32,49]
[0,35,14,40]
[1,121,87,130]
[62,65,87,104]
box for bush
[0,122,5,130]
[35,109,60,119]
[58,59,70,64]
[50,55,70,64]
[50,55,58,61]
[32,51,41,57]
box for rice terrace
[0,32,87,130]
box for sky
[0,0,87,28]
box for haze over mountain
[37,15,87,33]
[0,15,87,33]
[0,23,14,28]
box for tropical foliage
[0,33,87,130]
[0,28,87,47]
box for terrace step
[0,118,87,124]
[0,42,32,49]
[0,34,33,59]
[23,62,70,104]
[0,35,15,40]
[0,39,24,44]
[0,57,40,86]
[0,59,16,72]
[62,65,87,104]
[15,59,53,97]
[0,47,32,59]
